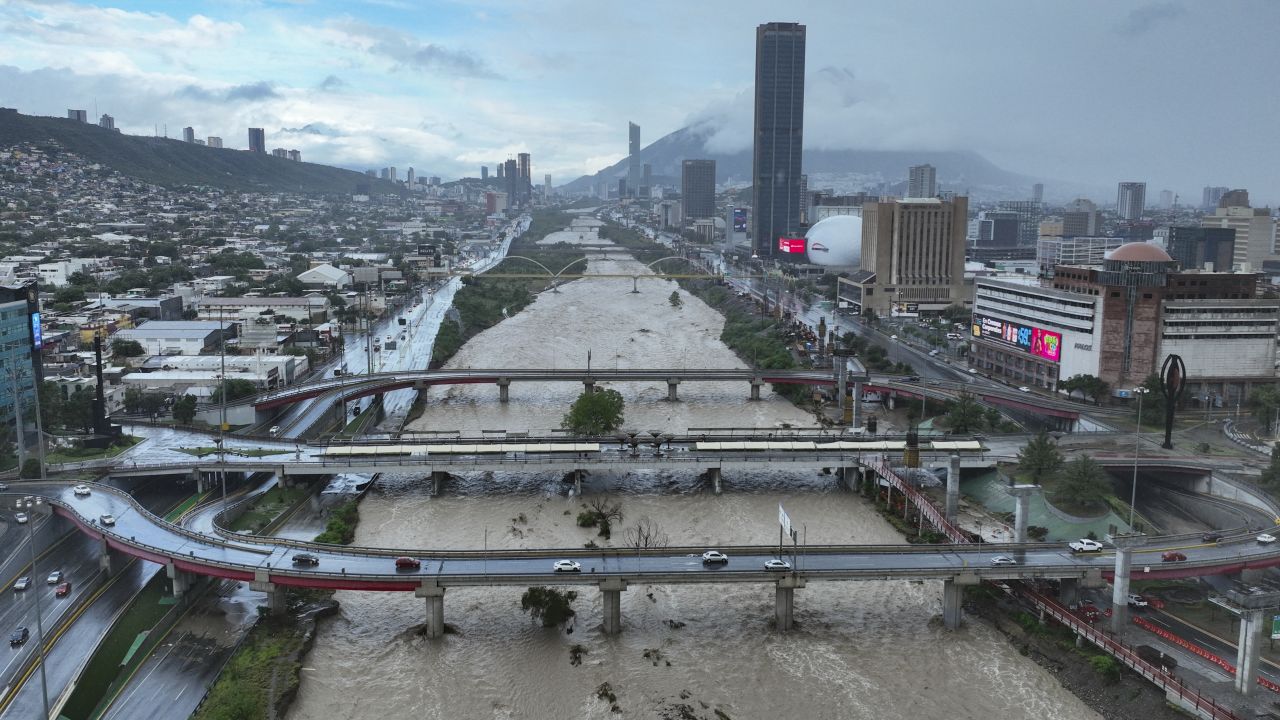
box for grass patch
[313,500,359,545]
[191,616,308,720]
[163,492,209,522]
[45,435,141,464]
[59,572,173,720]
[228,486,310,534]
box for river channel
[287,225,1100,719]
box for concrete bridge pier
[497,379,510,403]
[942,576,976,630]
[1058,577,1080,607]
[749,380,764,401]
[417,582,446,639]
[1009,484,1038,544]
[430,471,449,496]
[600,578,627,635]
[251,570,287,615]
[98,538,124,576]
[665,380,680,402]
[1109,543,1138,634]
[945,454,961,523]
[707,468,722,495]
[583,380,596,394]
[1236,608,1264,695]
[775,576,805,631]
[572,470,584,496]
[167,562,196,601]
[192,469,207,494]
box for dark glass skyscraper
[751,22,805,257]
[247,127,265,153]
[681,159,716,219]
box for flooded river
[288,238,1099,719]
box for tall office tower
[751,21,806,257]
[379,168,390,180]
[0,281,41,427]
[98,114,115,130]
[287,149,301,162]
[1062,198,1101,237]
[517,153,531,203]
[1116,182,1146,220]
[997,200,1044,245]
[1032,183,1044,203]
[976,210,1020,247]
[640,163,652,198]
[1158,189,1175,209]
[183,126,195,143]
[617,178,628,199]
[850,196,969,317]
[798,174,809,224]
[681,159,717,220]
[628,122,641,197]
[406,167,416,187]
[481,166,489,180]
[504,158,518,206]
[67,109,87,122]
[389,167,398,182]
[1202,194,1276,270]
[1202,186,1229,210]
[496,162,504,179]
[207,136,222,148]
[907,164,937,198]
[248,128,266,153]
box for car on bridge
[46,570,62,584]
[1162,551,1187,562]
[73,484,91,496]
[14,512,27,524]
[55,581,71,598]
[394,557,421,571]
[764,559,791,571]
[1127,594,1149,608]
[292,553,320,566]
[1258,533,1277,544]
[99,514,115,527]
[1201,531,1223,543]
[990,555,1017,566]
[701,550,729,565]
[12,576,30,592]
[553,560,581,573]
[9,626,29,647]
[1069,538,1104,553]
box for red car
[394,557,421,571]
[54,582,71,598]
[1161,551,1187,562]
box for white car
[1069,539,1104,553]
[763,559,791,571]
[14,512,27,524]
[269,426,281,436]
[46,571,62,585]
[12,576,30,592]
[1127,594,1149,608]
[1258,533,1277,544]
[701,550,729,565]
[1018,386,1031,393]
[73,485,91,496]
[990,555,1017,566]
[99,514,116,527]
[552,560,581,573]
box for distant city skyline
[0,1,1277,201]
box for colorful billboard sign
[30,311,41,349]
[778,237,807,254]
[732,208,748,233]
[971,314,1062,362]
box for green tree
[62,387,95,433]
[1251,384,1280,430]
[1017,431,1063,484]
[561,388,625,435]
[1134,375,1167,425]
[173,394,198,424]
[668,291,682,308]
[1262,445,1280,486]
[210,379,258,404]
[1053,456,1112,509]
[944,393,986,434]
[520,587,578,627]
[123,386,145,415]
[1061,374,1110,405]
[111,339,145,358]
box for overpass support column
[1058,577,1080,607]
[600,578,627,635]
[430,471,448,496]
[583,380,595,394]
[942,575,976,630]
[945,454,961,523]
[665,380,680,402]
[749,380,763,401]
[192,469,207,494]
[1108,543,1138,634]
[1236,608,1264,695]
[707,468,722,495]
[416,582,446,639]
[98,538,123,576]
[251,570,286,615]
[1009,484,1038,544]
[497,379,510,404]
[167,562,195,600]
[774,576,805,631]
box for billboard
[30,312,41,349]
[778,237,807,254]
[971,314,1062,362]
[732,208,748,233]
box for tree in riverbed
[521,587,578,627]
[561,388,625,435]
[624,516,669,549]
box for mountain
[0,109,398,195]
[561,122,1056,202]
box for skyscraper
[681,159,716,220]
[1116,182,1146,220]
[406,167,415,187]
[98,114,115,130]
[183,126,195,143]
[67,109,86,122]
[751,21,806,257]
[504,158,518,206]
[1062,199,1101,237]
[544,174,552,201]
[1032,183,1044,203]
[907,164,937,198]
[640,163,652,198]
[628,122,640,198]
[1202,186,1229,210]
[517,153,531,204]
[481,166,489,180]
[496,163,504,179]
[248,128,266,153]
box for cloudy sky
[0,0,1276,202]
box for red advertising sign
[778,237,807,254]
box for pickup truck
[1069,538,1104,553]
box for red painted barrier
[1132,616,1236,674]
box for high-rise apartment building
[1202,202,1275,270]
[907,164,937,198]
[751,22,806,257]
[504,158,518,206]
[183,126,195,143]
[627,122,640,198]
[406,167,415,187]
[1202,186,1229,210]
[481,166,489,180]
[288,149,301,162]
[496,163,504,179]
[1032,183,1044,203]
[640,163,652,198]
[1116,182,1146,220]
[67,109,86,122]
[1062,199,1101,237]
[544,174,552,201]
[271,148,288,158]
[207,136,222,148]
[248,128,266,153]
[98,114,115,130]
[1158,189,1175,209]
[681,159,716,220]
[517,153,531,204]
[847,196,968,317]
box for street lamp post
[1129,387,1149,529]
[16,496,51,720]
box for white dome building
[804,215,862,267]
